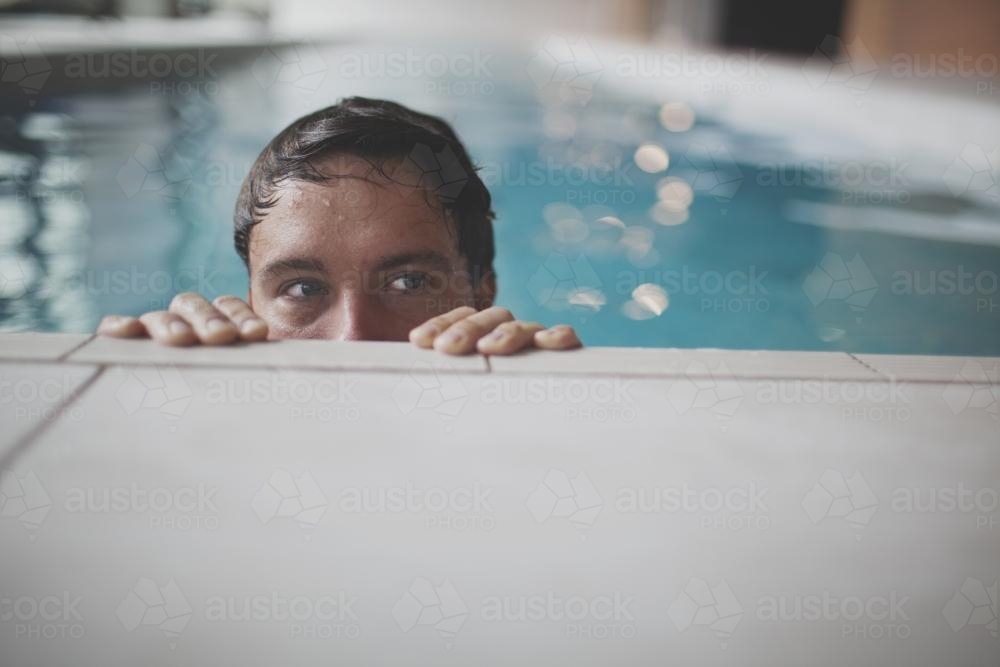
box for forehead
[247,154,459,270]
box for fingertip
[97,315,144,338]
[556,326,582,347]
[431,336,455,355]
[432,330,470,355]
[534,326,582,350]
[192,318,235,345]
[475,337,499,355]
[160,320,198,346]
[238,318,269,342]
[476,330,510,355]
[409,326,435,348]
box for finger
[476,321,544,355]
[169,292,239,345]
[533,325,582,350]
[409,306,477,348]
[213,296,268,341]
[434,307,514,355]
[97,315,147,338]
[138,311,198,346]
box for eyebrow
[255,251,453,282]
[257,257,326,281]
[370,250,453,273]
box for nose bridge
[330,289,375,341]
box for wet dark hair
[234,96,495,281]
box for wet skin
[98,154,581,355]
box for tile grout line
[1,352,980,384]
[483,370,966,383]
[36,359,899,381]
[0,365,107,471]
[846,352,888,380]
[57,334,96,362]
[4,357,969,383]
[57,360,490,375]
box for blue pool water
[1,39,998,354]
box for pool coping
[1,332,997,383]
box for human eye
[281,279,328,299]
[387,272,431,293]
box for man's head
[233,97,496,341]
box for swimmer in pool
[97,97,581,356]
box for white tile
[488,346,690,376]
[681,349,879,380]
[0,362,97,461]
[490,346,876,380]
[0,333,91,360]
[856,354,1000,383]
[70,336,488,373]
[2,367,995,665]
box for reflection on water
[1,40,998,354]
[0,111,90,331]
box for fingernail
[206,318,232,334]
[486,330,506,343]
[241,319,265,335]
[411,326,432,339]
[438,331,465,347]
[169,320,190,336]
